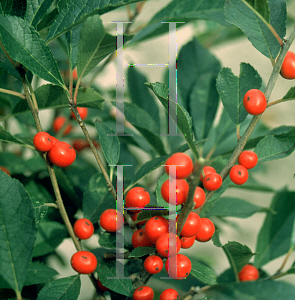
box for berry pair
[133,287,180,300]
[200,166,222,191]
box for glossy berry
[97,278,109,291]
[165,254,191,280]
[48,142,76,167]
[53,116,72,135]
[156,232,181,258]
[74,218,94,240]
[71,107,88,120]
[280,51,295,79]
[0,166,10,176]
[33,132,53,152]
[99,209,124,232]
[238,264,259,282]
[132,229,153,248]
[238,150,258,169]
[144,216,169,244]
[161,178,189,205]
[195,218,215,242]
[229,164,249,185]
[179,212,201,237]
[203,173,222,191]
[165,152,193,179]
[180,236,195,249]
[243,89,267,115]
[125,187,150,212]
[193,187,206,209]
[133,286,154,300]
[200,166,216,182]
[144,255,163,274]
[160,289,180,300]
[71,251,97,274]
[51,136,59,145]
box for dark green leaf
[0,125,33,148]
[282,86,295,101]
[128,247,155,258]
[36,275,81,300]
[212,228,223,248]
[255,190,295,267]
[290,218,295,249]
[0,46,21,79]
[156,173,170,208]
[65,25,81,70]
[36,7,58,32]
[1,0,26,18]
[0,172,36,292]
[24,262,58,286]
[24,0,53,27]
[0,15,65,87]
[99,232,117,249]
[190,259,217,285]
[95,121,120,166]
[216,63,262,125]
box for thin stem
[0,40,16,67]
[15,289,22,300]
[45,203,59,209]
[267,98,295,108]
[0,88,25,99]
[27,80,39,111]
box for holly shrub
[0,1,295,300]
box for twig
[0,88,25,99]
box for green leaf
[65,25,81,70]
[224,0,286,60]
[282,86,295,101]
[290,218,295,249]
[1,0,26,18]
[24,0,53,27]
[204,197,263,218]
[36,7,58,32]
[96,259,134,297]
[36,275,81,300]
[190,259,217,285]
[99,232,117,249]
[46,0,142,42]
[128,247,155,258]
[216,63,262,125]
[254,128,295,162]
[33,221,68,257]
[0,172,36,292]
[95,121,120,166]
[24,262,58,286]
[205,280,295,300]
[156,173,170,208]
[0,15,65,87]
[147,82,199,159]
[0,46,21,79]
[0,125,33,148]
[255,190,295,268]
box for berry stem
[267,97,295,108]
[0,88,26,100]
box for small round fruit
[161,178,189,205]
[203,173,222,191]
[243,89,267,115]
[33,132,53,152]
[195,218,215,242]
[144,255,163,274]
[133,286,154,300]
[280,51,295,79]
[165,152,193,179]
[179,212,201,237]
[165,254,191,280]
[51,136,59,145]
[200,166,216,182]
[125,187,150,212]
[48,142,76,167]
[0,166,10,176]
[53,116,72,135]
[238,150,258,169]
[74,218,94,240]
[99,209,124,232]
[132,229,153,248]
[160,289,180,300]
[71,251,97,274]
[180,236,195,249]
[229,164,249,185]
[97,278,109,291]
[71,107,88,120]
[238,264,259,282]
[145,216,169,244]
[156,232,181,258]
[193,187,206,209]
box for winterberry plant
[0,1,295,300]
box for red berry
[72,68,78,80]
[193,187,206,209]
[72,139,90,152]
[97,278,109,291]
[229,164,249,185]
[48,142,76,167]
[133,286,154,300]
[203,173,222,191]
[71,251,97,274]
[280,51,295,79]
[33,132,53,152]
[195,218,215,242]
[51,136,59,145]
[125,187,150,212]
[99,209,124,232]
[200,166,216,182]
[132,229,153,248]
[179,212,201,237]
[156,232,181,258]
[144,255,163,274]
[243,89,267,115]
[238,264,259,281]
[161,179,189,205]
[0,166,10,176]
[165,254,191,280]
[71,107,88,120]
[74,218,94,240]
[238,150,258,169]
[165,152,193,179]
[180,236,195,249]
[160,289,180,300]
[144,216,169,244]
[53,116,72,135]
